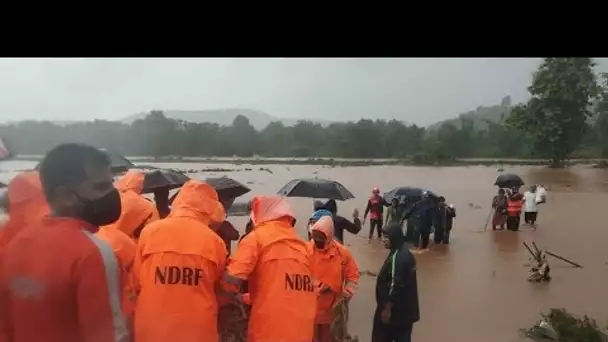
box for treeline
[1,58,607,164]
[0,111,528,161]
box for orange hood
[0,171,50,247]
[170,180,225,226]
[115,170,145,194]
[102,190,155,238]
[311,215,334,250]
[250,195,295,227]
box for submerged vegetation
[522,308,608,342]
[1,59,607,167]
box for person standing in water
[523,185,539,228]
[506,187,524,231]
[372,223,420,342]
[363,188,389,242]
[433,196,456,245]
[491,189,508,230]
[401,193,435,253]
[385,197,406,228]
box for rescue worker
[0,171,50,342]
[0,143,129,342]
[506,187,524,231]
[0,171,50,253]
[308,216,359,342]
[372,223,420,342]
[133,180,227,342]
[95,227,137,332]
[363,188,389,242]
[222,195,316,342]
[112,170,160,239]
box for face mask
[74,188,122,226]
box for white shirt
[536,186,547,203]
[524,191,538,212]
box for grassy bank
[12,155,608,167]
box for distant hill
[427,96,513,131]
[122,108,334,130]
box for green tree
[595,73,608,157]
[507,58,600,167]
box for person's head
[382,222,405,250]
[323,199,337,215]
[153,187,170,205]
[438,196,446,206]
[511,187,519,194]
[39,143,120,227]
[372,187,380,196]
[391,198,399,207]
[250,195,295,228]
[310,216,334,250]
[170,180,225,227]
[498,188,505,196]
[529,185,537,193]
[309,209,333,227]
[313,199,325,211]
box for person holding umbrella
[363,187,389,242]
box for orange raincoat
[133,180,227,342]
[308,216,359,324]
[110,171,159,239]
[0,171,50,252]
[0,171,50,342]
[95,228,137,319]
[224,195,316,342]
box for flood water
[2,161,608,342]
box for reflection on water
[1,161,608,341]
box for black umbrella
[169,176,251,205]
[277,178,355,201]
[35,148,135,173]
[494,173,524,188]
[141,169,190,194]
[383,186,438,203]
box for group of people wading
[362,188,456,255]
[491,185,547,231]
[0,143,421,342]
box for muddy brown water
[2,161,608,342]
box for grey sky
[1,58,606,126]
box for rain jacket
[133,180,227,342]
[316,200,361,243]
[95,228,137,319]
[307,216,359,324]
[0,171,50,253]
[0,216,129,342]
[375,223,420,325]
[223,195,316,342]
[110,171,159,239]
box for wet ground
[2,161,608,342]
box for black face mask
[314,240,325,249]
[74,188,122,226]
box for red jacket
[0,216,129,342]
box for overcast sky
[1,58,606,126]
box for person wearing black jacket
[372,223,420,342]
[401,194,436,252]
[313,199,362,244]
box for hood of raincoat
[250,195,295,227]
[385,222,405,251]
[0,171,50,247]
[102,190,156,238]
[170,180,225,226]
[96,227,136,269]
[115,170,145,194]
[311,215,334,250]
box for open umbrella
[383,186,438,203]
[141,169,190,194]
[494,173,524,188]
[277,178,355,201]
[35,148,135,173]
[169,176,251,206]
